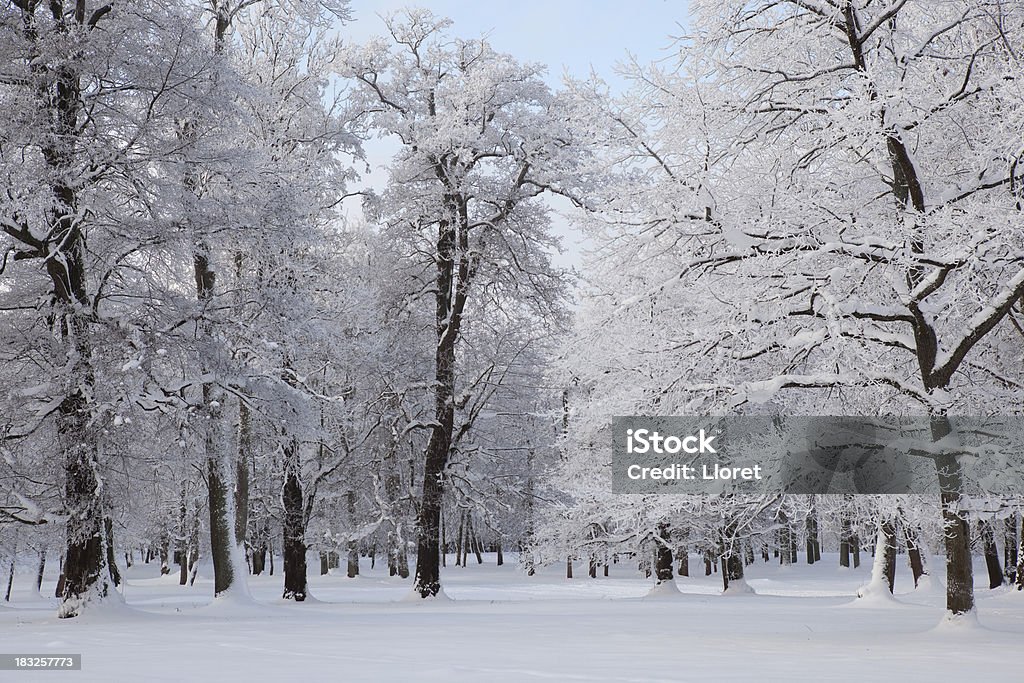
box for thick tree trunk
[778,510,792,566]
[206,411,237,597]
[881,519,897,594]
[720,523,745,592]
[653,523,674,585]
[931,416,974,615]
[282,439,308,601]
[805,498,819,564]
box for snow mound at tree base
[643,580,684,600]
[722,579,756,596]
[933,608,984,632]
[852,580,900,607]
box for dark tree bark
[235,398,251,551]
[35,550,46,594]
[931,416,974,614]
[566,557,573,579]
[720,523,744,592]
[653,523,674,584]
[979,520,1004,589]
[346,489,359,579]
[282,439,307,601]
[840,511,852,569]
[881,518,898,594]
[454,511,465,567]
[677,528,689,576]
[1004,514,1017,584]
[904,525,927,588]
[104,518,121,587]
[778,510,793,566]
[805,498,820,564]
[413,196,470,598]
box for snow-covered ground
[2,553,1021,681]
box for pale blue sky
[345,1,691,92]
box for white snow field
[2,553,1022,682]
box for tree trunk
[840,505,852,568]
[653,523,673,584]
[1005,514,1018,585]
[852,530,861,568]
[346,489,359,579]
[979,520,1004,589]
[805,498,819,564]
[413,198,472,599]
[206,417,237,597]
[566,557,573,579]
[778,510,792,566]
[720,522,744,592]
[677,528,689,576]
[35,549,46,594]
[454,511,465,567]
[905,524,927,588]
[282,439,307,601]
[932,416,975,615]
[104,518,121,587]
[235,398,251,553]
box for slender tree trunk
[1005,514,1018,585]
[282,438,307,601]
[677,529,689,577]
[979,520,1004,589]
[235,398,251,553]
[454,511,465,567]
[414,195,474,598]
[346,489,359,579]
[905,524,927,588]
[852,530,861,568]
[35,549,46,594]
[104,518,121,588]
